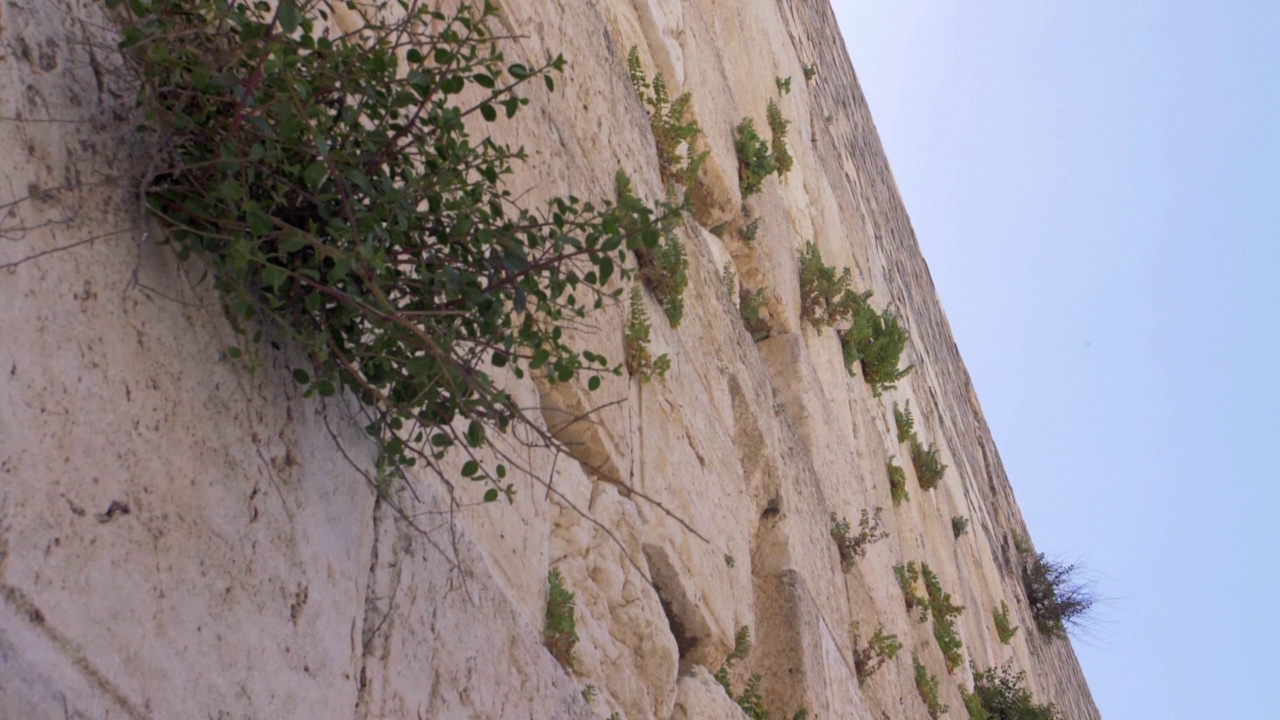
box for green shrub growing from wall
[735,118,778,197]
[887,460,909,507]
[766,100,794,175]
[841,303,913,396]
[968,662,1060,720]
[1020,552,1097,639]
[851,621,902,683]
[911,439,947,491]
[922,564,965,673]
[627,47,708,191]
[829,508,888,572]
[625,288,671,382]
[111,0,673,500]
[913,653,949,719]
[797,241,864,333]
[993,601,1020,644]
[545,568,578,671]
[894,401,916,443]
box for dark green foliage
[894,401,916,443]
[714,627,764,718]
[740,214,761,245]
[797,241,864,333]
[627,47,707,190]
[735,118,777,197]
[922,564,965,673]
[952,515,970,539]
[911,438,947,491]
[739,286,771,342]
[851,621,902,683]
[961,685,990,720]
[803,64,818,82]
[618,171,688,327]
[113,0,664,499]
[894,562,929,623]
[887,460,909,507]
[968,662,1060,720]
[545,568,578,671]
[913,654,949,719]
[993,601,1019,644]
[714,626,807,720]
[776,76,792,95]
[766,100,793,175]
[624,287,670,383]
[829,508,888,572]
[1020,552,1097,639]
[841,302,913,396]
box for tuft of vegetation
[910,438,947,491]
[722,261,738,298]
[766,100,794,175]
[893,562,929,623]
[734,118,778,197]
[803,64,818,82]
[952,516,970,539]
[725,553,736,569]
[1020,552,1097,640]
[618,171,688,327]
[776,76,792,95]
[545,568,578,671]
[894,401,916,444]
[922,564,965,673]
[993,601,1019,645]
[829,508,888,572]
[913,653,949,719]
[887,460,909,507]
[626,47,707,190]
[740,213,761,245]
[840,302,913,396]
[960,684,988,720]
[581,684,596,703]
[851,621,902,683]
[624,288,671,383]
[739,286,771,342]
[715,626,808,720]
[797,241,864,333]
[967,662,1060,720]
[110,0,680,501]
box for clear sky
[832,1,1280,717]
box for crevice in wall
[643,542,712,668]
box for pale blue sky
[833,1,1279,717]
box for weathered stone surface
[0,0,1100,719]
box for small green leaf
[292,368,311,384]
[461,460,479,477]
[508,63,530,79]
[480,103,497,122]
[588,375,601,391]
[483,488,499,502]
[278,0,301,34]
[304,161,327,189]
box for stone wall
[0,0,1100,718]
